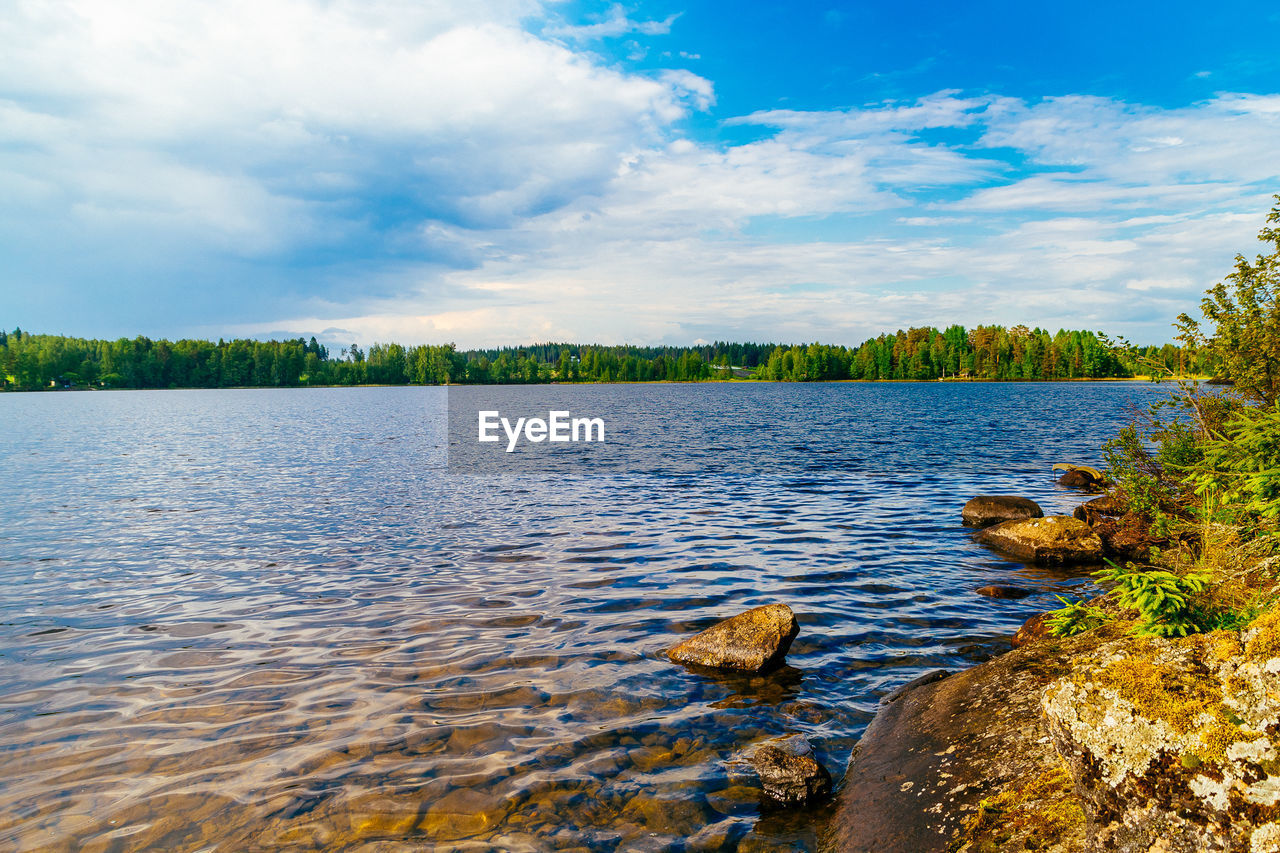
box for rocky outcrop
[976,516,1104,565]
[749,735,832,806]
[961,495,1044,528]
[824,634,1097,852]
[1072,493,1164,561]
[667,603,799,672]
[1042,614,1280,852]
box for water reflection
[0,383,1160,850]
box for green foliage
[1,325,1198,390]
[1046,597,1113,637]
[1051,198,1280,642]
[1177,194,1280,405]
[1095,562,1210,637]
[1187,403,1280,537]
[1102,424,1184,537]
[749,325,1171,382]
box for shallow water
[0,383,1160,851]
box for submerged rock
[667,603,799,672]
[975,584,1035,600]
[749,735,832,806]
[976,516,1103,565]
[961,495,1044,528]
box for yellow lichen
[1206,630,1245,664]
[1089,651,1216,734]
[1088,644,1256,765]
[1247,608,1280,661]
[952,765,1085,852]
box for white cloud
[0,0,709,249]
[546,4,681,40]
[2,4,1278,348]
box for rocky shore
[823,484,1280,852]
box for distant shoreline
[3,376,1210,393]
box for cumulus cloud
[0,0,718,330]
[1,3,1278,347]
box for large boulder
[749,735,832,806]
[1043,615,1280,852]
[962,495,1044,528]
[976,516,1104,565]
[823,634,1098,851]
[667,604,799,672]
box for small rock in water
[749,735,832,806]
[961,495,1044,528]
[1058,468,1105,491]
[667,604,799,673]
[1073,493,1123,525]
[975,584,1035,600]
[1011,613,1052,648]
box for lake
[0,382,1162,851]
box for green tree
[1178,194,1280,405]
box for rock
[1075,494,1164,561]
[1012,613,1052,648]
[749,735,832,806]
[961,495,1044,528]
[1092,514,1162,562]
[823,631,1098,851]
[1058,468,1106,491]
[1042,616,1280,853]
[1073,493,1124,525]
[976,516,1104,565]
[667,604,799,672]
[882,670,950,705]
[618,794,714,838]
[975,584,1035,599]
[418,787,511,841]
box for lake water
[0,382,1161,851]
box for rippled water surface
[0,383,1160,851]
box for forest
[0,324,1209,390]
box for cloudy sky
[2,0,1278,348]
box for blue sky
[2,0,1278,348]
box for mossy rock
[1042,622,1280,852]
[976,516,1103,565]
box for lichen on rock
[1042,613,1280,851]
[976,516,1104,565]
[953,764,1085,852]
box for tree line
[0,325,1209,390]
